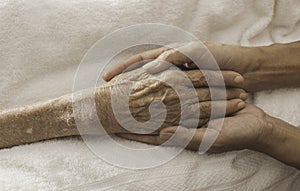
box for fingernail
[234,76,244,84]
[237,101,245,109]
[240,92,248,100]
[142,60,159,70]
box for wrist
[206,43,262,92]
[94,85,126,134]
[206,43,261,73]
[254,114,281,153]
[242,42,300,92]
[207,41,300,92]
[255,114,300,169]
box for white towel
[0,0,300,190]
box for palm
[206,104,266,153]
[118,104,268,154]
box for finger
[160,126,206,151]
[231,104,261,116]
[143,48,192,74]
[129,87,247,109]
[184,70,244,88]
[181,118,209,128]
[160,124,226,152]
[130,87,246,103]
[185,99,245,120]
[195,87,248,101]
[143,41,223,74]
[117,133,166,145]
[161,118,239,153]
[103,46,169,81]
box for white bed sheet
[0,0,300,190]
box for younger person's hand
[118,104,267,152]
[118,103,300,170]
[102,41,258,91]
[104,41,300,92]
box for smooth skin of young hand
[118,104,300,170]
[110,41,300,170]
[103,41,300,92]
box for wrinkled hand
[101,67,247,134]
[118,104,268,153]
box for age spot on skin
[26,128,33,134]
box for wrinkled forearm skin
[0,94,79,148]
[0,84,140,149]
[0,68,198,148]
[0,87,113,149]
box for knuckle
[199,73,206,84]
[162,48,180,61]
[204,89,212,100]
[158,48,167,55]
[161,50,175,60]
[201,102,212,118]
[187,70,207,86]
[197,89,210,101]
[137,54,145,62]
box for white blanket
[0,0,300,190]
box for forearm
[208,41,300,92]
[243,41,300,92]
[0,85,126,149]
[0,95,79,148]
[257,115,300,170]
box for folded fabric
[0,0,300,190]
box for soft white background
[0,0,300,190]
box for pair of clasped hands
[102,41,300,169]
[102,41,266,152]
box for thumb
[142,48,191,74]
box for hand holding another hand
[118,104,268,153]
[104,40,300,170]
[103,41,260,92]
[103,67,246,133]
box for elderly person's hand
[101,67,247,133]
[0,63,246,148]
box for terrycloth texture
[0,0,300,190]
